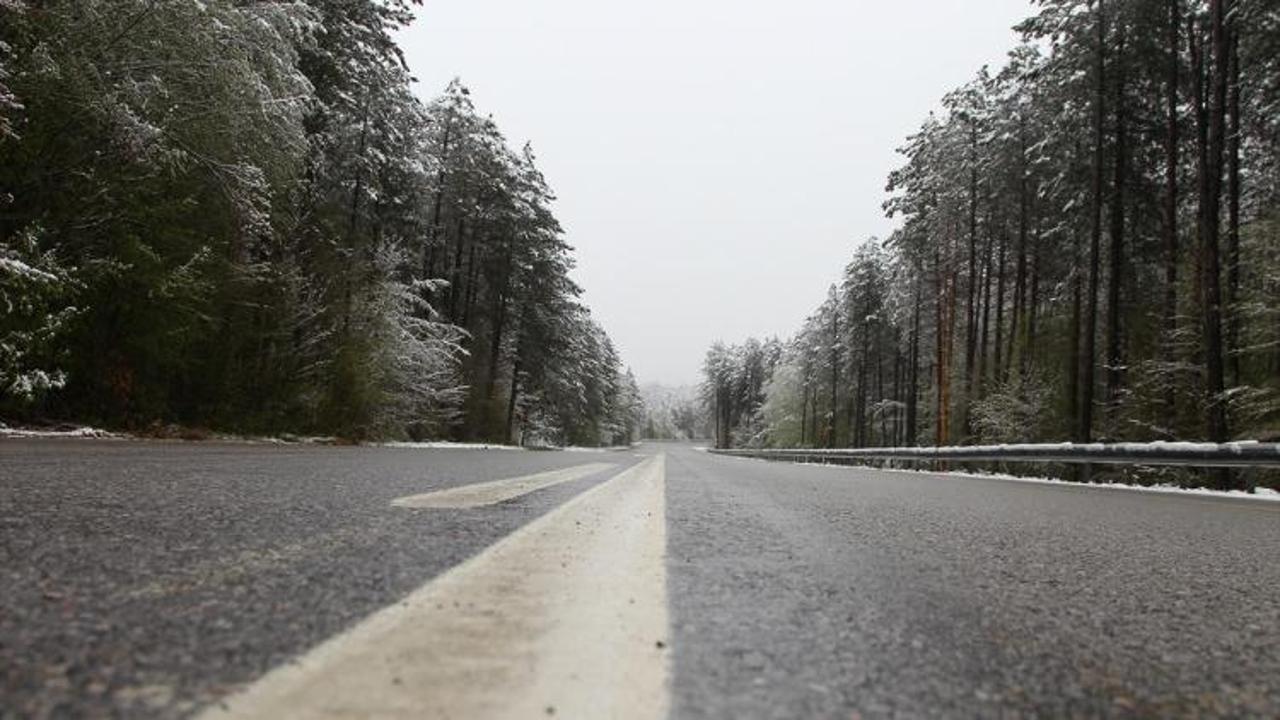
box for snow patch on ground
[381,442,639,453]
[214,433,337,445]
[0,425,121,439]
[562,444,639,453]
[772,458,1280,503]
[381,441,525,451]
[907,466,1280,502]
[713,450,1280,503]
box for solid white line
[390,462,616,509]
[200,454,669,720]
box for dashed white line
[390,462,616,509]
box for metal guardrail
[709,441,1280,468]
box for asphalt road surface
[2,439,1278,718]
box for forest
[0,1,643,445]
[702,0,1280,487]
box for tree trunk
[1193,1,1231,459]
[995,228,1007,385]
[935,253,951,446]
[892,349,903,446]
[907,276,921,446]
[810,384,819,448]
[978,228,994,402]
[1225,20,1241,387]
[875,340,885,444]
[505,340,522,446]
[1026,227,1041,376]
[713,388,722,449]
[1080,0,1106,445]
[461,238,480,329]
[1106,27,1128,433]
[964,127,980,432]
[800,376,808,446]
[726,385,734,448]
[339,97,372,335]
[423,120,453,297]
[482,251,513,440]
[829,304,840,448]
[855,352,868,447]
[1010,126,1029,380]
[1163,0,1180,418]
[448,215,467,320]
[1068,237,1083,441]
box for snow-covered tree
[0,1,633,443]
[0,227,78,411]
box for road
[2,439,1278,718]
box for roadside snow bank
[380,441,524,451]
[780,458,1280,503]
[0,424,121,439]
[379,442,638,452]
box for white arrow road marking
[200,454,669,720]
[390,462,616,509]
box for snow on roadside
[909,466,1280,502]
[562,444,640,453]
[0,425,121,439]
[0,430,627,452]
[381,441,641,452]
[724,454,1280,503]
[380,441,524,451]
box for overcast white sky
[398,0,1034,386]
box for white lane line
[390,462,616,509]
[200,454,669,720]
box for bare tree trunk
[1106,26,1129,433]
[722,386,732,449]
[892,349,903,445]
[448,215,467,320]
[1163,0,1181,418]
[482,251,513,439]
[1010,126,1029,380]
[854,366,866,447]
[1068,239,1083,441]
[339,97,372,335]
[829,304,840,448]
[1026,227,1041,376]
[713,388,722,449]
[936,252,951,446]
[505,342,522,445]
[810,384,819,447]
[461,239,480,328]
[964,127,980,434]
[978,229,994,402]
[907,276,922,445]
[995,229,1008,385]
[1080,0,1106,445]
[1192,1,1231,460]
[875,341,886,445]
[423,120,454,301]
[800,375,808,446]
[1225,20,1241,387]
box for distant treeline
[638,384,708,441]
[0,1,642,445]
[702,0,1280,488]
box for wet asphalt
[665,445,1280,719]
[3,439,1279,718]
[0,439,636,718]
